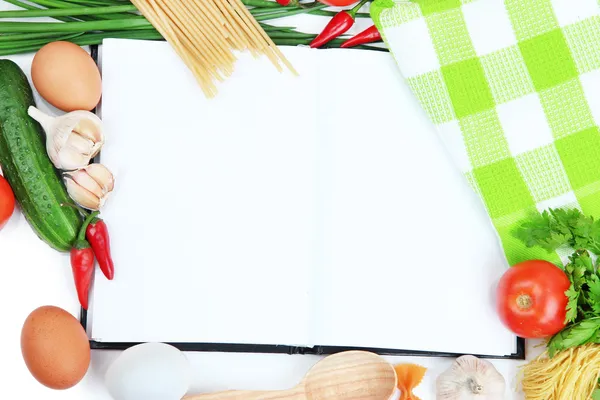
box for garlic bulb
[64,163,114,210]
[436,355,505,400]
[28,106,104,170]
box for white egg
[105,343,192,400]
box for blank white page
[93,39,517,357]
[310,50,516,356]
[92,40,318,346]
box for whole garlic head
[64,163,114,210]
[28,106,104,170]
[436,355,505,400]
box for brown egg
[32,41,102,112]
[21,306,91,390]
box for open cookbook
[85,39,522,359]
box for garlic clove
[56,148,92,171]
[65,132,96,156]
[89,143,103,160]
[64,176,101,210]
[436,355,505,400]
[85,163,115,193]
[67,169,104,198]
[63,163,114,210]
[73,118,103,143]
[27,106,104,171]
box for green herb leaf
[515,208,600,255]
[571,250,595,275]
[514,210,572,252]
[588,276,600,314]
[565,284,580,324]
[548,318,600,357]
[517,208,600,356]
[548,329,569,358]
[592,389,600,400]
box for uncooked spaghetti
[520,344,600,400]
[130,0,297,97]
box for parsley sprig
[516,208,600,254]
[515,208,600,357]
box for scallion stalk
[241,0,282,8]
[253,3,328,21]
[0,29,162,56]
[0,0,388,55]
[0,17,151,33]
[3,0,78,22]
[0,5,138,18]
[63,0,131,6]
[26,0,140,20]
[272,37,386,51]
[307,10,371,18]
[28,0,97,9]
[260,24,297,32]
[0,32,83,50]
[0,31,69,42]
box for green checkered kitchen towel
[370,0,600,266]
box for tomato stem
[517,294,533,310]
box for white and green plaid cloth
[371,0,600,265]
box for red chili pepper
[70,211,99,310]
[86,217,115,280]
[310,0,369,48]
[341,25,381,48]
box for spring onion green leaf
[0,5,138,18]
[0,17,151,33]
[0,0,388,56]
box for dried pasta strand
[134,0,216,89]
[193,0,234,46]
[145,0,217,94]
[131,0,296,97]
[224,3,267,59]
[173,0,237,70]
[155,0,227,80]
[520,344,600,400]
[229,0,297,75]
[210,0,252,51]
[226,0,277,65]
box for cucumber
[0,59,81,252]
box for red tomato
[317,0,359,6]
[0,175,15,229]
[496,260,570,338]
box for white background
[0,1,535,398]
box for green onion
[253,3,328,21]
[28,0,96,9]
[250,3,326,15]
[0,32,83,50]
[268,32,316,39]
[0,29,162,56]
[250,3,369,18]
[26,0,140,20]
[0,31,70,42]
[307,10,371,18]
[0,17,151,33]
[63,0,131,6]
[260,24,297,32]
[241,0,282,8]
[0,5,138,18]
[2,0,78,22]
[0,0,388,56]
[273,37,386,51]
